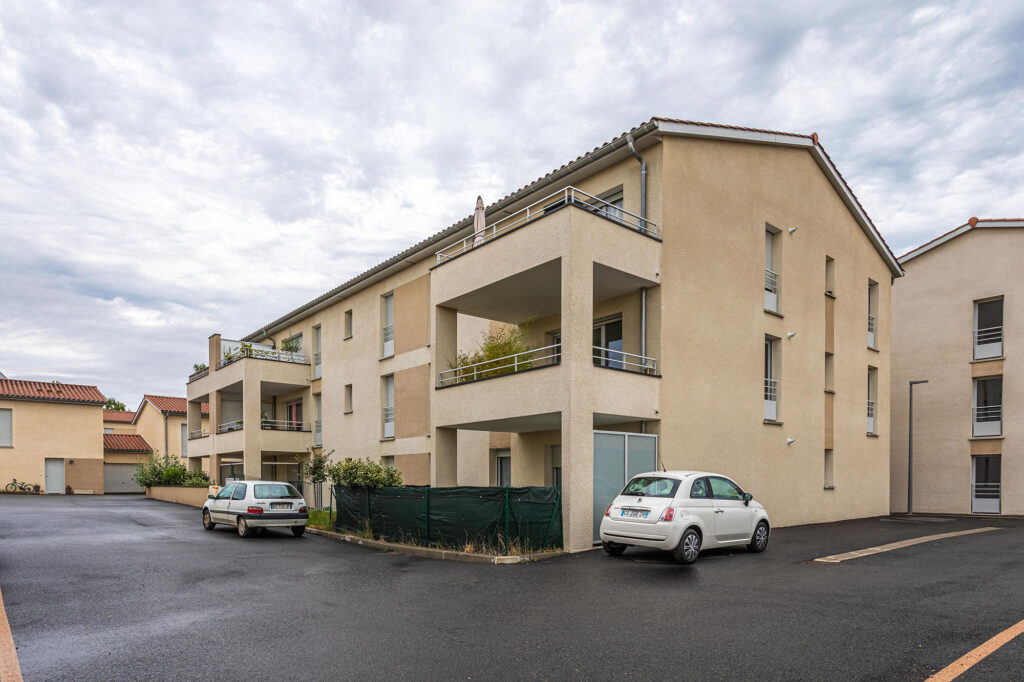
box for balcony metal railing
[260,420,311,432]
[974,405,1002,422]
[972,482,1001,499]
[434,186,659,264]
[438,343,562,386]
[764,269,779,294]
[764,377,779,421]
[314,419,322,447]
[382,406,395,439]
[188,367,209,383]
[867,399,877,433]
[868,314,877,333]
[382,324,394,357]
[592,347,658,375]
[974,326,1004,359]
[217,339,310,368]
[217,420,243,434]
[188,428,209,440]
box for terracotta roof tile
[144,395,209,415]
[103,410,136,423]
[0,379,105,405]
[103,433,152,453]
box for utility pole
[908,380,929,514]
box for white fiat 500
[599,470,770,564]
[202,481,309,538]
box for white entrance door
[972,455,1001,514]
[44,458,65,494]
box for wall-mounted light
[786,438,795,445]
[789,227,798,234]
[787,332,796,339]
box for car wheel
[202,510,216,530]
[237,517,253,538]
[602,541,626,556]
[672,528,702,564]
[748,521,770,553]
[291,526,306,537]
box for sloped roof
[0,379,105,405]
[103,433,152,453]
[239,116,901,341]
[103,410,136,423]
[900,218,1024,263]
[140,395,209,416]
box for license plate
[621,509,648,519]
[271,503,291,509]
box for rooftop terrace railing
[217,339,309,369]
[435,186,658,265]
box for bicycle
[5,479,40,494]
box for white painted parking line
[0,584,23,682]
[813,527,1001,563]
[926,617,1024,681]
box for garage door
[104,464,142,493]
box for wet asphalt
[1,494,1023,681]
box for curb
[306,527,567,564]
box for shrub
[453,321,534,382]
[133,452,210,487]
[329,457,402,489]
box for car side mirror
[208,494,215,499]
[743,493,753,506]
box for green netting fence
[332,485,562,551]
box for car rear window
[254,484,301,499]
[621,476,681,498]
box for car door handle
[714,509,724,514]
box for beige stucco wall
[891,227,1023,514]
[0,399,104,493]
[146,485,211,507]
[103,420,136,435]
[134,402,208,459]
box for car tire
[291,526,306,537]
[748,521,770,553]
[672,528,702,565]
[202,510,216,531]
[237,517,253,538]
[602,541,626,556]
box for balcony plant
[192,362,208,373]
[280,337,301,353]
[452,321,534,383]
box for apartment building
[186,117,902,551]
[891,218,1024,515]
[132,395,209,460]
[0,378,106,493]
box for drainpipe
[163,412,169,457]
[625,132,647,233]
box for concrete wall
[146,485,211,508]
[891,227,1023,514]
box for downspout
[627,132,649,363]
[163,412,169,457]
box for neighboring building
[103,409,137,434]
[186,117,902,551]
[891,218,1024,515]
[132,395,209,461]
[0,379,106,493]
[103,433,152,493]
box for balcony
[188,367,208,383]
[434,186,658,266]
[764,378,778,421]
[438,344,562,387]
[260,419,311,433]
[973,405,1002,437]
[867,399,876,434]
[764,270,779,312]
[867,314,877,349]
[974,326,1003,360]
[217,339,309,369]
[217,420,244,434]
[188,428,209,440]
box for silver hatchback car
[202,480,309,537]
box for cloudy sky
[1,0,1022,408]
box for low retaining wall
[145,486,210,508]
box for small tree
[132,452,210,487]
[305,449,333,508]
[330,457,402,489]
[104,397,127,411]
[453,321,534,382]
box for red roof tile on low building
[103,433,152,453]
[0,379,105,405]
[143,395,209,415]
[103,410,136,423]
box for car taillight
[659,507,675,522]
[298,506,308,513]
[247,506,263,514]
[604,504,613,517]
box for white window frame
[974,298,1004,360]
[381,294,395,358]
[382,375,395,439]
[764,336,779,421]
[0,408,12,446]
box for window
[867,280,879,349]
[344,384,353,414]
[231,483,247,500]
[550,445,562,487]
[381,293,395,357]
[825,256,835,296]
[216,483,235,500]
[103,427,114,434]
[495,449,511,487]
[973,376,1003,437]
[690,478,710,499]
[593,315,624,369]
[708,476,744,501]
[344,309,353,339]
[0,408,11,446]
[867,367,878,434]
[254,484,301,499]
[314,394,322,447]
[181,423,188,456]
[825,353,835,392]
[282,333,303,353]
[972,455,1001,513]
[974,298,1004,360]
[764,336,779,421]
[382,375,394,438]
[313,325,322,379]
[764,226,780,312]
[595,188,624,222]
[382,456,395,469]
[285,400,303,430]
[824,450,835,488]
[621,476,681,498]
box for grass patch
[306,509,336,530]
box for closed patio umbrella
[472,195,485,247]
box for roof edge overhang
[900,219,1024,264]
[0,396,105,406]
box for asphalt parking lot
[1,495,1022,681]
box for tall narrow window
[382,375,395,438]
[824,449,835,488]
[181,423,188,456]
[764,227,780,312]
[867,367,878,434]
[593,315,624,369]
[825,353,835,392]
[314,394,322,447]
[974,298,1004,360]
[867,280,879,349]
[825,256,835,296]
[972,455,1001,513]
[550,445,562,487]
[313,325,322,379]
[764,336,779,421]
[344,384,353,414]
[495,448,512,487]
[381,293,395,357]
[344,309,353,339]
[1,408,13,446]
[973,376,1003,437]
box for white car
[202,480,309,537]
[599,470,770,564]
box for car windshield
[254,484,301,499]
[621,477,680,498]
